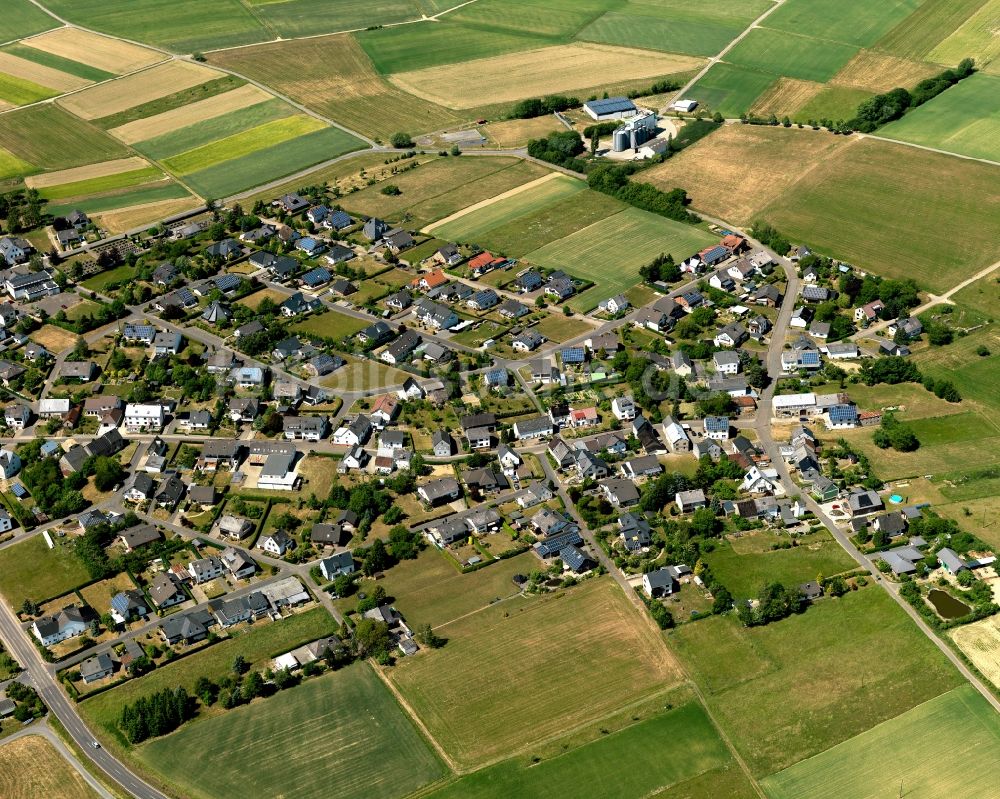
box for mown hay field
[830,49,941,93]
[135,664,444,799]
[669,587,963,777]
[208,35,465,140]
[879,72,1000,162]
[762,685,1000,799]
[59,60,220,120]
[388,577,682,769]
[951,615,1000,689]
[761,138,1000,292]
[21,27,164,74]
[749,77,824,118]
[94,197,202,234]
[390,42,704,109]
[0,736,99,799]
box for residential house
[511,330,544,353]
[675,489,707,513]
[417,477,462,506]
[600,478,640,507]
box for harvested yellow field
[94,197,201,234]
[484,115,564,149]
[750,77,824,118]
[25,156,150,189]
[643,123,855,226]
[0,51,89,92]
[391,43,704,109]
[59,61,219,120]
[23,27,164,75]
[951,615,1000,689]
[0,735,100,799]
[31,324,80,353]
[831,50,942,93]
[109,83,272,144]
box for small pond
[927,589,971,620]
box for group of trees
[850,59,975,132]
[0,188,43,233]
[736,582,805,627]
[18,442,88,519]
[510,95,578,119]
[118,687,193,744]
[587,164,699,224]
[859,356,961,403]
[526,130,588,172]
[638,253,682,285]
[872,412,919,452]
[6,681,44,722]
[749,221,790,256]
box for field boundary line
[371,660,459,773]
[423,171,570,233]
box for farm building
[584,97,638,120]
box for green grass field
[793,85,872,123]
[0,147,34,180]
[133,98,293,160]
[1,43,114,83]
[875,0,986,59]
[879,73,1000,162]
[449,0,618,39]
[0,105,128,171]
[80,608,337,741]
[181,125,367,198]
[0,535,92,607]
[915,323,1000,416]
[524,207,716,308]
[0,71,58,106]
[687,62,777,117]
[764,0,923,48]
[45,181,193,217]
[163,114,326,174]
[256,0,425,39]
[6,0,59,39]
[389,577,681,769]
[431,174,586,241]
[81,265,137,292]
[761,138,1000,293]
[763,685,1000,798]
[927,0,1000,74]
[425,701,752,799]
[726,28,860,84]
[343,156,549,227]
[702,532,856,598]
[40,0,269,52]
[136,663,444,799]
[358,20,549,74]
[669,587,963,777]
[37,167,165,201]
[290,309,368,341]
[579,0,771,57]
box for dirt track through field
[109,83,272,143]
[422,171,564,233]
[22,27,164,74]
[59,60,219,120]
[24,156,151,188]
[391,43,704,109]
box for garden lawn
[387,577,681,769]
[702,532,856,598]
[0,535,92,607]
[668,587,963,777]
[763,685,1000,799]
[135,663,443,799]
[761,138,1000,292]
[879,73,1000,162]
[81,265,139,292]
[423,701,752,799]
[80,608,337,742]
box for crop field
[0,736,99,799]
[2,43,114,84]
[524,207,717,301]
[669,587,963,777]
[388,577,681,769]
[0,71,58,107]
[830,50,941,93]
[875,0,987,60]
[390,43,704,109]
[762,685,1000,799]
[109,84,274,144]
[0,148,33,181]
[686,63,778,118]
[927,0,1000,75]
[424,702,754,799]
[136,664,443,799]
[448,0,618,39]
[40,0,269,53]
[343,156,548,226]
[80,608,337,739]
[93,197,201,234]
[59,61,221,120]
[702,532,856,598]
[34,164,165,201]
[578,0,771,57]
[46,182,194,218]
[765,0,923,48]
[6,0,59,40]
[951,616,1000,689]
[0,50,93,93]
[760,139,1000,293]
[253,0,426,39]
[208,35,465,140]
[290,310,368,341]
[92,75,246,130]
[430,173,585,240]
[0,535,92,607]
[749,78,824,118]
[726,29,860,84]
[879,73,1000,162]
[20,28,164,74]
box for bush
[390,132,414,148]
